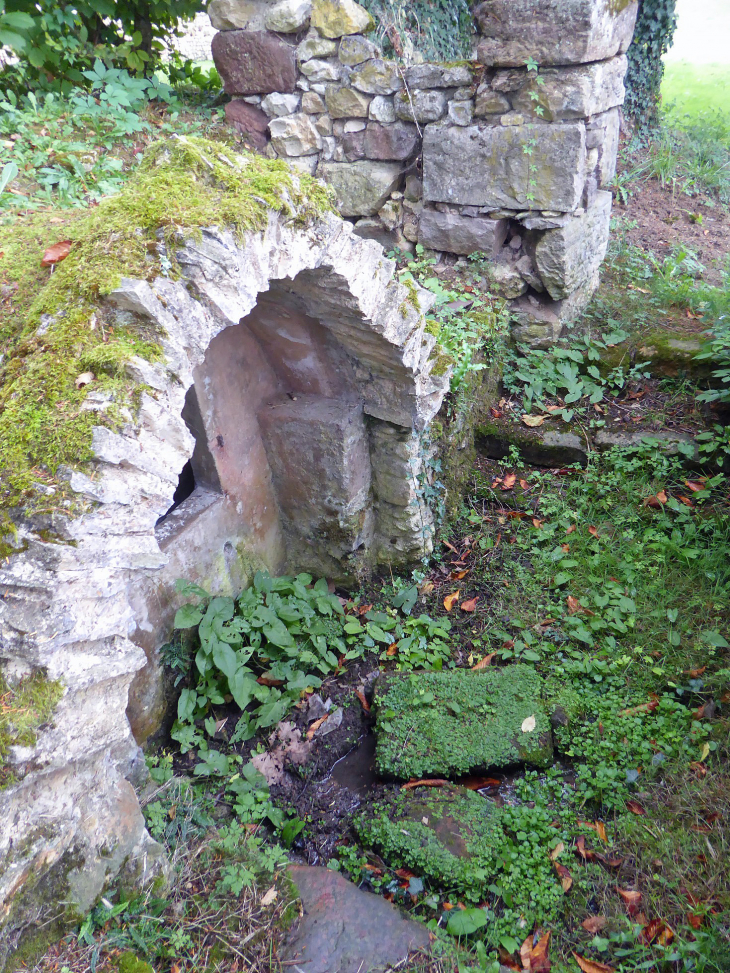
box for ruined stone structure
[0,201,448,959]
[211,0,637,346]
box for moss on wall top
[0,137,334,522]
[0,670,63,788]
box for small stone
[302,90,326,113]
[364,121,419,161]
[394,89,447,123]
[333,144,346,161]
[265,0,312,33]
[261,92,301,117]
[454,85,476,101]
[369,95,396,124]
[509,235,522,250]
[488,260,528,299]
[318,160,402,216]
[379,199,402,231]
[474,84,511,116]
[339,33,380,65]
[500,112,524,126]
[311,0,374,39]
[209,0,271,30]
[269,112,323,156]
[405,62,474,89]
[333,119,345,136]
[297,77,311,91]
[350,59,402,95]
[314,113,333,136]
[404,175,422,201]
[321,135,336,159]
[242,95,262,105]
[344,118,367,133]
[461,206,480,218]
[224,100,269,148]
[516,254,545,292]
[325,84,371,118]
[300,57,341,82]
[297,28,337,61]
[448,100,474,126]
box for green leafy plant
[357,0,474,61]
[624,0,678,126]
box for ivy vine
[357,0,474,62]
[624,0,678,125]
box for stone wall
[211,0,638,347]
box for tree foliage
[1,0,204,91]
[624,0,678,124]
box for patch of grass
[0,670,63,787]
[663,62,730,121]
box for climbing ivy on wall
[624,0,678,125]
[357,0,474,62]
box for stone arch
[0,208,448,941]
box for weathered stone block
[311,0,374,38]
[343,129,366,160]
[448,100,474,126]
[301,89,326,112]
[269,112,323,155]
[209,0,279,31]
[350,58,402,95]
[224,100,270,147]
[488,259,528,298]
[318,160,402,215]
[589,107,620,185]
[265,0,311,32]
[423,121,587,212]
[325,84,371,117]
[212,30,297,95]
[474,0,639,67]
[339,33,379,64]
[261,91,301,116]
[405,62,474,89]
[296,28,337,60]
[511,55,628,121]
[474,84,511,116]
[364,121,419,161]
[369,94,396,123]
[300,56,341,81]
[534,190,612,299]
[418,209,508,256]
[394,89,448,124]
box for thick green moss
[356,786,504,899]
[0,137,334,516]
[115,952,154,973]
[374,665,553,779]
[0,671,64,788]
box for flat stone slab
[282,865,430,973]
[374,665,553,779]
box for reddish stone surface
[365,122,419,161]
[224,99,269,148]
[212,30,297,95]
[283,865,431,973]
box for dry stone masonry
[212,0,638,347]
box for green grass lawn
[663,62,730,120]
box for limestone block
[369,95,396,123]
[212,30,297,95]
[302,89,326,112]
[297,28,337,60]
[325,84,371,117]
[224,100,270,147]
[345,118,366,132]
[589,107,620,185]
[339,33,379,64]
[405,62,474,89]
[534,190,612,299]
[318,160,402,215]
[300,57,341,82]
[364,121,419,161]
[487,260,528,298]
[261,91,301,116]
[418,209,508,256]
[350,59,403,95]
[448,100,474,126]
[265,0,311,31]
[474,0,639,67]
[209,0,279,31]
[311,0,374,38]
[516,253,545,291]
[315,113,333,135]
[394,89,448,124]
[511,56,628,121]
[474,84,511,115]
[269,112,323,155]
[422,121,587,212]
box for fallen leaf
[519,478,530,490]
[595,822,608,843]
[395,867,415,880]
[643,490,668,508]
[452,569,470,580]
[625,800,647,816]
[354,689,371,713]
[687,913,703,930]
[444,591,460,612]
[532,518,545,528]
[694,700,716,721]
[581,917,607,934]
[401,778,448,790]
[575,836,596,862]
[573,953,615,973]
[521,714,536,733]
[462,776,501,790]
[74,371,95,389]
[685,666,707,678]
[685,480,706,493]
[554,862,573,892]
[386,642,398,657]
[617,888,642,916]
[619,699,659,716]
[498,947,522,971]
[261,887,278,906]
[489,407,503,418]
[522,413,548,427]
[678,495,694,506]
[550,842,565,861]
[561,543,570,553]
[306,715,329,739]
[41,239,72,267]
[690,761,708,777]
[531,930,551,972]
[502,473,517,490]
[472,653,496,670]
[567,595,582,615]
[461,597,479,612]
[257,674,285,687]
[588,525,599,538]
[520,935,533,971]
[566,525,577,535]
[596,854,624,869]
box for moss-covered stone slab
[355,785,504,898]
[374,665,553,779]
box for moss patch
[115,952,154,973]
[374,665,553,779]
[0,137,334,516]
[0,670,63,788]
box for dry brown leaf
[472,653,496,670]
[260,887,278,906]
[550,842,565,861]
[617,888,642,916]
[519,478,530,490]
[554,862,573,892]
[41,239,72,267]
[595,822,608,843]
[443,591,460,612]
[567,595,582,615]
[573,953,615,973]
[401,778,448,791]
[625,800,647,816]
[581,916,607,934]
[460,597,479,612]
[685,479,706,492]
[453,569,470,580]
[532,518,545,528]
[575,835,596,862]
[619,699,658,716]
[502,473,517,490]
[520,935,533,971]
[588,525,599,538]
[354,689,370,713]
[687,913,703,930]
[531,930,551,972]
[643,490,668,508]
[562,543,570,553]
[522,413,547,427]
[566,524,577,535]
[306,715,329,739]
[74,371,94,389]
[386,642,398,657]
[685,666,707,678]
[257,674,285,687]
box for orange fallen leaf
[566,524,577,534]
[554,862,573,892]
[452,569,470,580]
[595,822,608,843]
[567,595,582,615]
[257,674,285,687]
[520,935,533,971]
[687,913,703,930]
[619,699,659,716]
[401,778,448,790]
[472,653,496,670]
[489,407,503,418]
[562,543,570,553]
[643,490,668,508]
[498,947,521,971]
[573,953,615,973]
[395,867,415,880]
[685,666,706,678]
[531,930,551,972]
[575,835,596,862]
[588,526,599,538]
[444,591,460,611]
[41,239,72,267]
[625,800,647,816]
[550,842,565,861]
[640,918,663,945]
[519,478,530,490]
[617,888,642,916]
[386,642,398,657]
[354,689,371,713]
[685,479,706,492]
[532,518,545,528]
[306,714,329,739]
[502,473,517,490]
[678,495,694,506]
[462,776,501,790]
[460,597,479,612]
[581,916,607,934]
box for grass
[663,63,730,121]
[0,671,63,787]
